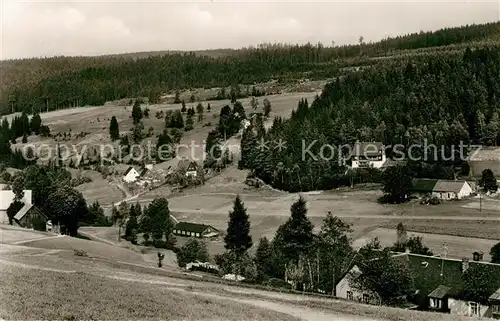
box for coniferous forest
[1,21,499,115]
[239,46,500,192]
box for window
[346,291,353,301]
[363,294,370,304]
[469,302,480,316]
[430,298,442,309]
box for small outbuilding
[14,204,47,230]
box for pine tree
[181,100,187,113]
[224,195,252,256]
[276,196,314,264]
[263,98,272,117]
[30,112,42,135]
[132,100,143,124]
[254,237,272,282]
[185,114,194,132]
[109,116,120,141]
[479,168,498,193]
[207,104,211,112]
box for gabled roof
[124,166,139,176]
[139,168,148,177]
[14,204,46,221]
[351,141,384,157]
[400,253,500,301]
[175,222,217,234]
[428,285,451,299]
[186,162,198,172]
[489,288,500,302]
[177,159,198,172]
[433,180,469,193]
[411,179,438,193]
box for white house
[411,179,473,200]
[123,167,140,183]
[349,141,386,169]
[0,189,33,224]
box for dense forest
[1,21,499,116]
[239,46,500,192]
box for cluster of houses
[336,251,500,318]
[122,158,199,185]
[348,141,476,200]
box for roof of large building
[411,179,438,193]
[399,253,500,302]
[411,179,470,194]
[175,222,217,234]
[433,180,469,193]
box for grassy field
[353,227,497,261]
[0,267,300,321]
[380,219,500,240]
[19,235,146,264]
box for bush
[265,278,291,289]
[177,238,210,267]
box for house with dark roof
[410,179,473,200]
[14,204,47,230]
[349,141,386,169]
[177,159,199,178]
[123,166,140,183]
[173,222,219,238]
[336,251,500,318]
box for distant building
[336,252,500,318]
[123,167,140,183]
[349,141,386,169]
[14,204,47,230]
[0,190,33,224]
[411,179,473,200]
[173,222,219,238]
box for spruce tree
[254,237,272,281]
[109,116,120,141]
[479,168,498,193]
[276,196,314,263]
[30,112,42,135]
[224,195,252,256]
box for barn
[173,222,219,238]
[14,204,47,230]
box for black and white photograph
[1,0,500,320]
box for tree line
[178,193,500,306]
[239,46,500,192]
[2,21,498,116]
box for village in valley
[2,6,500,321]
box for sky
[1,0,499,60]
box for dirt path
[0,245,379,321]
[168,207,500,221]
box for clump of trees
[479,168,498,193]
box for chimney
[461,258,470,273]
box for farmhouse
[123,167,140,183]
[177,159,199,178]
[0,189,33,224]
[336,252,500,318]
[173,222,219,238]
[14,204,47,230]
[411,179,473,200]
[349,141,386,169]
